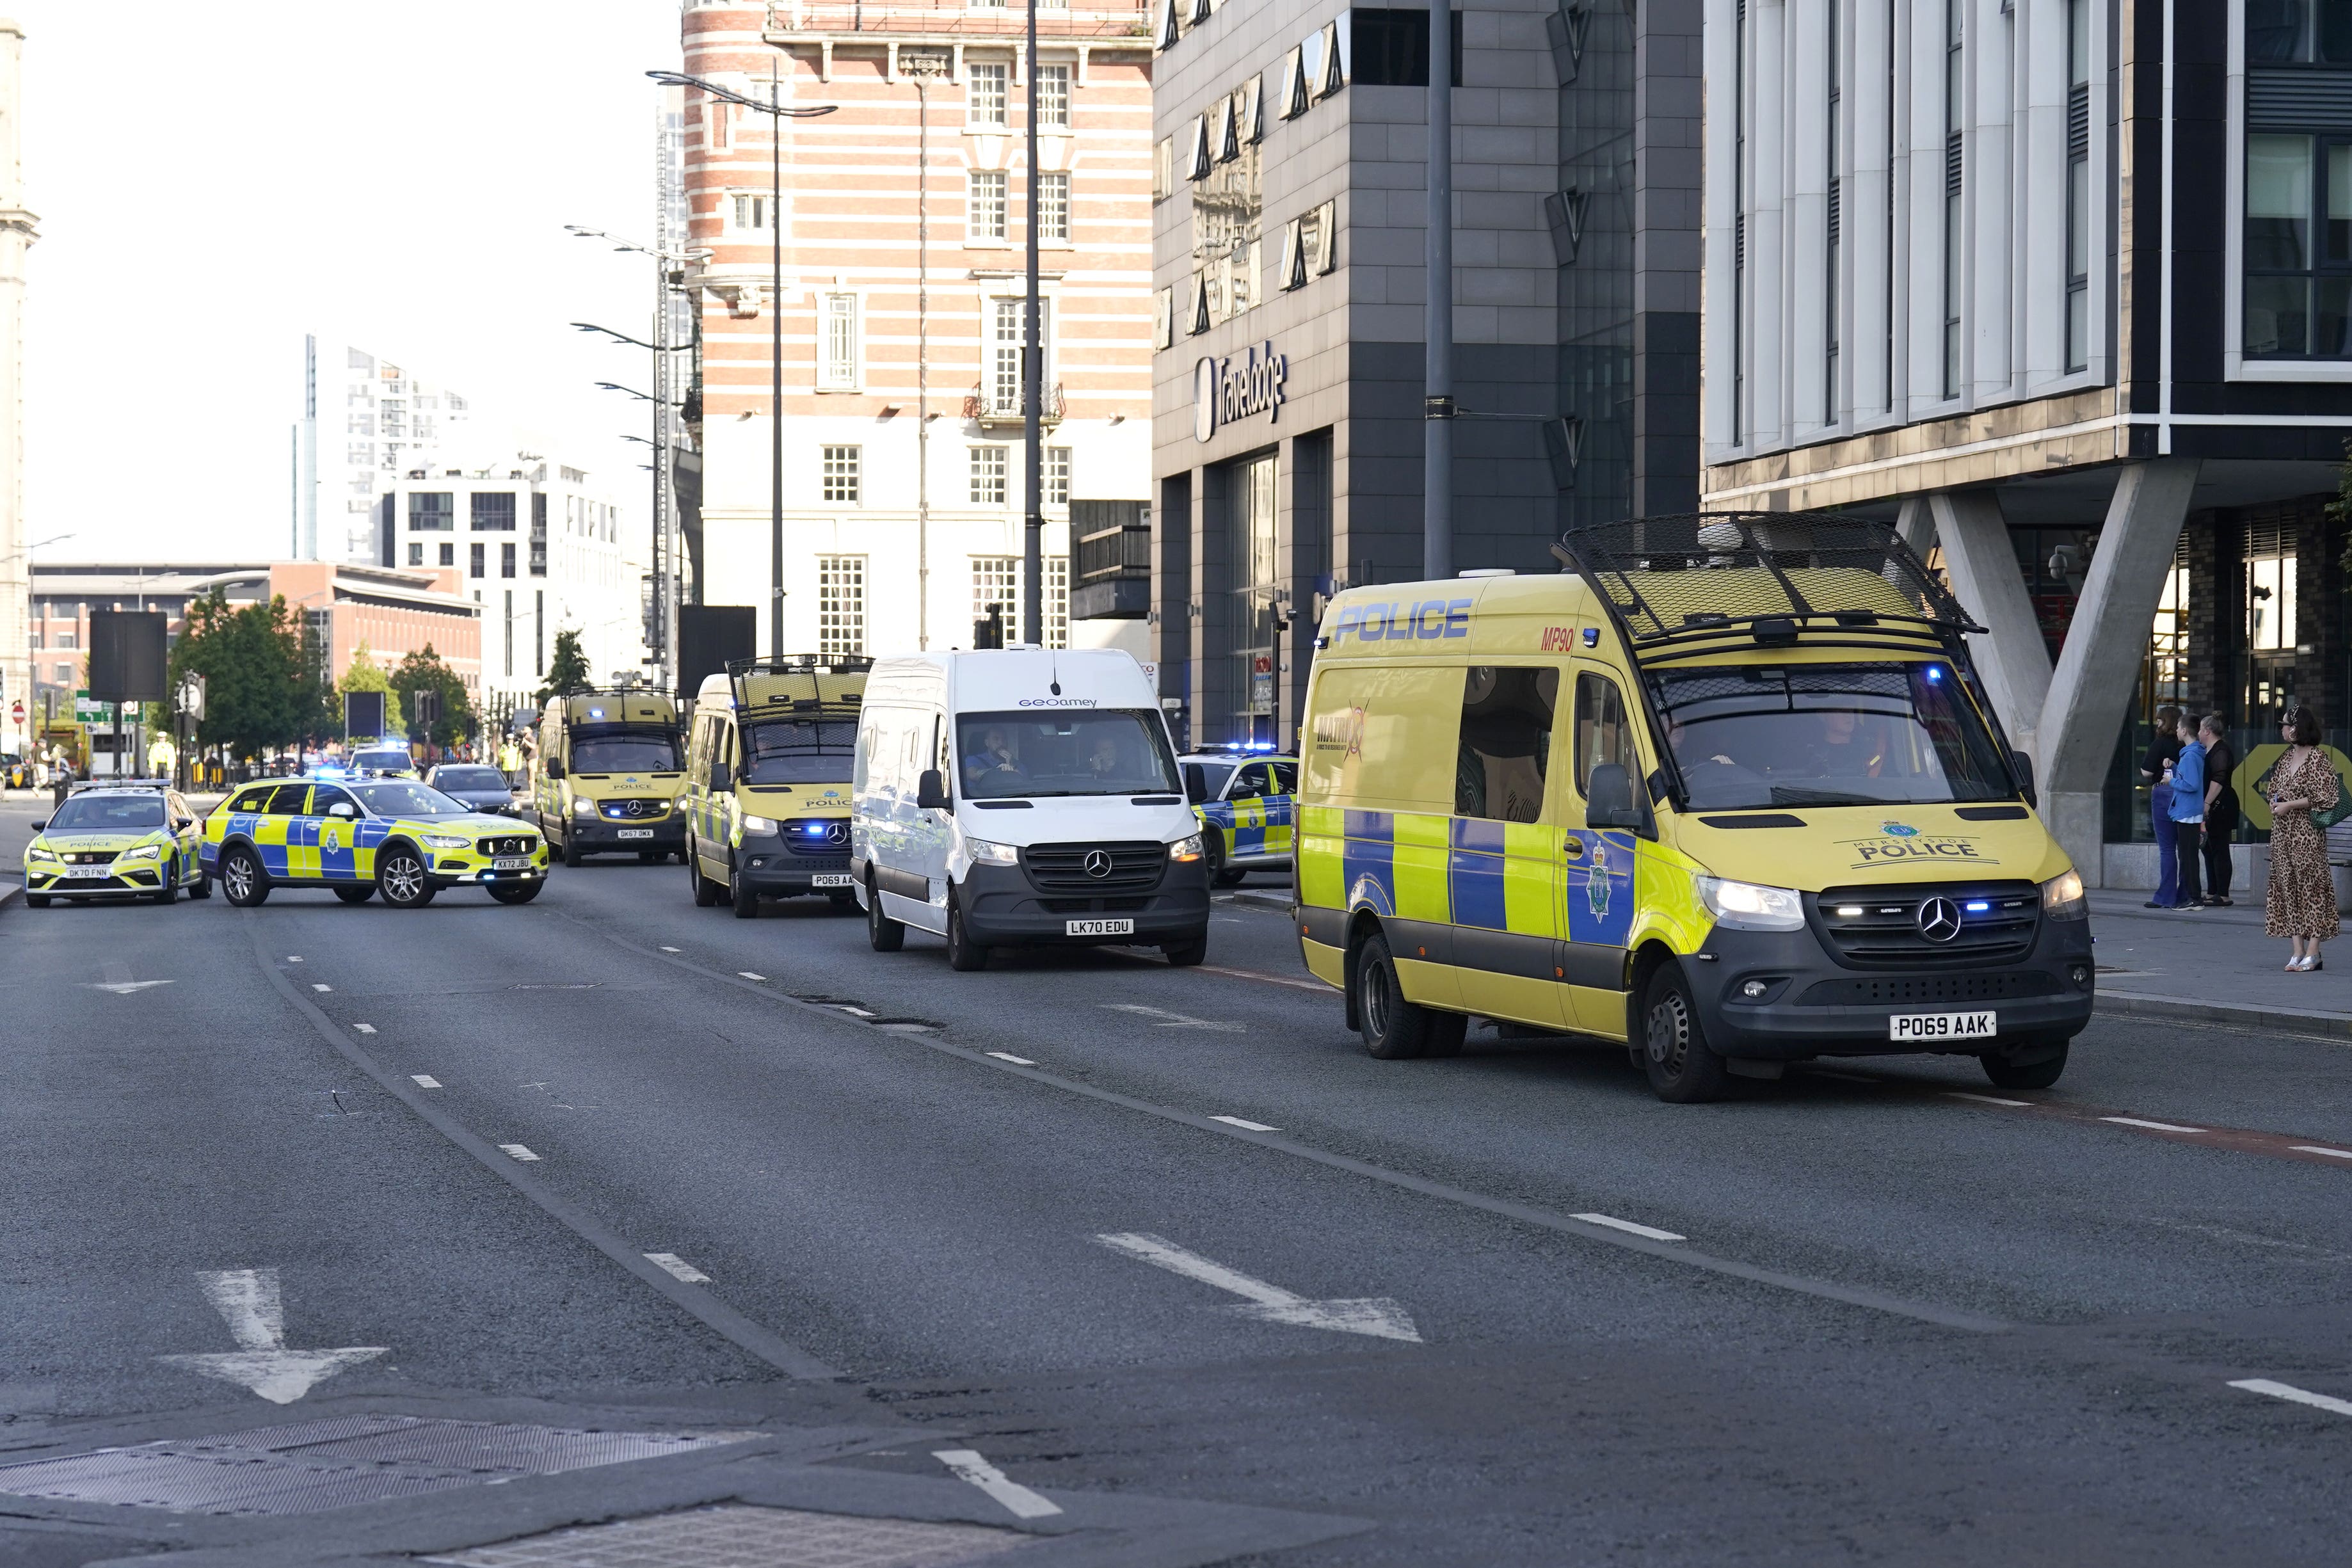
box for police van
[1295,513,2093,1101]
[532,688,687,867]
[682,655,868,916]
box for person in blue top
[2161,712,2206,909]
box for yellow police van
[682,655,868,917]
[532,688,687,868]
[1295,513,2092,1102]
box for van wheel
[730,861,759,918]
[1162,931,1209,966]
[689,842,723,906]
[945,897,988,972]
[1981,1036,2069,1091]
[1354,930,1435,1059]
[562,836,583,869]
[333,885,375,905]
[1642,964,1731,1103]
[220,847,270,907]
[867,874,906,952]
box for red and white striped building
[678,1,1156,658]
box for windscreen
[47,796,166,832]
[433,767,508,792]
[956,710,1181,799]
[351,781,469,817]
[351,749,413,772]
[742,718,858,785]
[569,727,680,773]
[1652,662,2015,809]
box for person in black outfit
[2197,712,2239,906]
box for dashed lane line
[1947,1091,2029,1107]
[986,1051,1037,1066]
[1572,1213,1688,1243]
[311,984,332,993]
[933,1450,1064,1519]
[2291,1144,2352,1160]
[2229,1379,2352,1419]
[2102,1115,2206,1134]
[352,1024,376,1036]
[411,1075,441,1089]
[660,946,681,952]
[738,971,767,982]
[1211,1116,1279,1132]
[499,1144,541,1162]
[644,1252,712,1284]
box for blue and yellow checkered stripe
[1195,794,1296,858]
[1297,804,1636,947]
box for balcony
[963,381,1064,430]
[1071,498,1149,620]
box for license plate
[616,828,654,840]
[67,866,113,879]
[812,873,853,888]
[1066,918,1135,936]
[494,856,532,870]
[1889,1009,1997,1042]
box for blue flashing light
[588,706,607,718]
[1925,666,1945,683]
[1964,900,1990,913]
[1581,627,1599,648]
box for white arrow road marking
[84,980,173,995]
[2230,1378,2352,1418]
[1101,1004,1244,1032]
[933,1450,1064,1519]
[644,1252,710,1283]
[1094,1232,1421,1342]
[157,1268,385,1405]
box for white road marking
[1572,1212,1688,1242]
[987,1051,1037,1066]
[410,1075,441,1089]
[312,984,332,993]
[1947,1091,2030,1107]
[1094,1231,1421,1341]
[1101,1003,1245,1032]
[1211,1116,1279,1132]
[660,946,680,952]
[499,1144,541,1162]
[2100,1116,2205,1134]
[831,1005,876,1017]
[738,971,766,982]
[84,980,172,995]
[156,1268,386,1405]
[932,1450,1064,1519]
[287,956,303,963]
[2228,1378,2352,1418]
[2290,1144,2352,1160]
[351,1024,376,1035]
[644,1252,711,1283]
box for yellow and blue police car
[200,774,549,908]
[1179,749,1297,888]
[22,781,209,907]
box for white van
[852,648,1212,971]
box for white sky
[14,1,683,564]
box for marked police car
[200,774,548,908]
[22,781,209,907]
[1179,749,1297,888]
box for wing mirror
[916,769,951,810]
[1183,763,1210,804]
[1586,763,1645,829]
[2012,751,2038,808]
[328,803,358,819]
[29,818,44,831]
[173,817,194,832]
[709,760,730,794]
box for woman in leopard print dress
[2265,707,2340,970]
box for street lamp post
[907,52,947,651]
[646,68,836,664]
[1023,0,1044,648]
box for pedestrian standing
[2198,714,2239,906]
[2265,705,2340,972]
[2163,713,2205,909]
[2141,705,2183,909]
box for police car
[200,774,549,908]
[22,780,209,907]
[1179,748,1297,888]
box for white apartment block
[296,335,475,566]
[677,1,1156,661]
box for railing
[764,1,1152,40]
[962,381,1065,426]
[1073,501,1149,582]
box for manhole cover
[0,1415,751,1517]
[427,1503,1036,1567]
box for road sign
[178,675,206,721]
[74,693,115,725]
[10,700,21,724]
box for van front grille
[1809,882,2041,967]
[1023,841,1167,894]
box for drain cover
[428,1503,1035,1567]
[0,1415,750,1517]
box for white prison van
[851,648,1212,971]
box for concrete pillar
[1927,488,2052,758]
[1894,495,1935,556]
[2036,459,2202,883]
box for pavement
[8,813,2352,1563]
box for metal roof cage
[726,653,870,719]
[1552,511,1981,652]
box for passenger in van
[1087,732,1127,781]
[1812,708,1885,779]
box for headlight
[573,797,597,817]
[26,843,55,861]
[741,814,779,835]
[1169,833,1205,862]
[1696,874,1806,931]
[2040,869,2087,920]
[421,833,470,850]
[964,837,1021,865]
[121,844,162,861]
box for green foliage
[337,643,403,739]
[390,643,477,749]
[536,627,592,705]
[163,590,310,761]
[2336,440,2352,573]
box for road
[4,797,2352,1565]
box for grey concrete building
[1140,1,1701,748]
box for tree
[295,616,337,750]
[536,628,591,705]
[163,590,307,762]
[390,643,476,751]
[337,642,403,740]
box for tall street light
[648,67,836,661]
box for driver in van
[1813,708,1885,779]
[963,726,1025,793]
[1086,732,1128,781]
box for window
[408,492,453,531]
[503,588,515,675]
[990,298,1049,412]
[530,493,547,576]
[1039,170,1069,241]
[470,542,486,578]
[823,445,861,502]
[471,492,516,531]
[1350,8,1462,87]
[53,662,71,684]
[1047,446,1070,506]
[706,96,731,151]
[970,445,1009,505]
[968,170,1007,241]
[819,292,858,388]
[2065,0,2092,371]
[1455,667,1558,823]
[972,556,1018,639]
[817,556,865,659]
[501,542,516,579]
[1043,555,1068,650]
[1573,673,1633,801]
[968,62,1008,127]
[2245,134,2352,357]
[407,541,424,566]
[439,542,455,567]
[732,193,776,232]
[2250,0,2352,63]
[1942,0,1965,397]
[1038,63,1071,127]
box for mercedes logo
[825,822,849,844]
[1917,896,1963,943]
[1084,849,1114,879]
[625,800,646,817]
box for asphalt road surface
[5,806,2352,1565]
